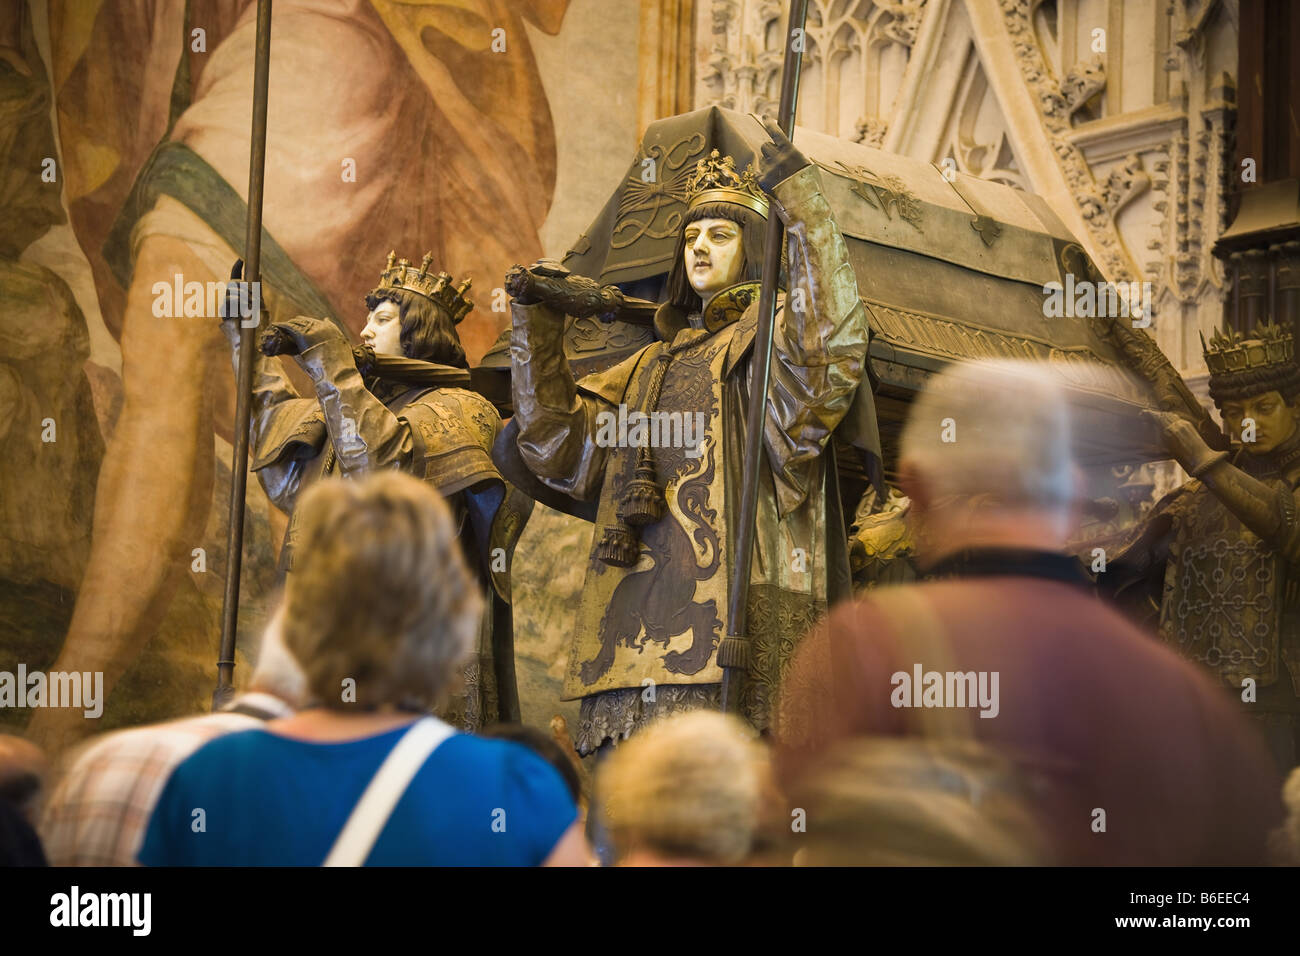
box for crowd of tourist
[3,359,1299,867]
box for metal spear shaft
[720,0,809,715]
[214,0,273,709]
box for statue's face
[360,300,404,357]
[1221,389,1300,454]
[683,217,745,302]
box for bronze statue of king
[506,118,873,754]
[221,253,530,728]
[1110,322,1300,770]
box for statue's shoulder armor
[401,387,504,495]
[404,386,501,448]
[575,341,661,406]
[250,398,326,472]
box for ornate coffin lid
[564,105,1079,292]
[520,106,1166,464]
[564,110,1147,385]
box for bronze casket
[487,105,1165,482]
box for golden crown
[1201,322,1295,377]
[685,149,769,219]
[377,251,474,324]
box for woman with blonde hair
[596,711,769,866]
[140,472,588,866]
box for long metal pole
[720,0,808,714]
[214,0,273,710]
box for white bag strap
[323,716,456,867]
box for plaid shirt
[40,693,293,866]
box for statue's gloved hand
[220,259,261,349]
[1143,408,1229,477]
[505,260,573,312]
[507,260,625,320]
[754,113,811,193]
[260,316,346,358]
[505,264,542,305]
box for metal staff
[214,0,273,709]
[719,0,809,714]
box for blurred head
[1269,767,1300,864]
[898,359,1079,564]
[664,203,770,313]
[597,711,768,866]
[0,734,47,826]
[789,737,1053,866]
[281,472,482,712]
[362,287,467,368]
[244,605,308,709]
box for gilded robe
[510,164,870,752]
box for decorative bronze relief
[611,132,708,249]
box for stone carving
[1059,57,1107,117]
[997,0,1136,283]
[1101,154,1150,214]
[853,116,889,147]
[698,0,1237,381]
[710,0,737,33]
[879,0,926,47]
[702,34,782,116]
[701,0,926,131]
[1172,0,1217,73]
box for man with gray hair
[40,611,306,866]
[897,359,1078,558]
[777,358,1282,865]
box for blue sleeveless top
[139,724,577,866]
